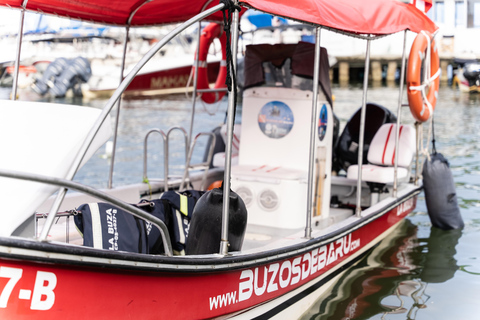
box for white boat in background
[451,58,480,93]
[0,14,215,99]
[0,0,459,319]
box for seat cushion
[367,123,415,168]
[212,152,239,168]
[347,164,409,184]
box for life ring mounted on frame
[406,30,441,123]
[192,23,228,104]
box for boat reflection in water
[301,220,463,319]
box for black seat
[333,103,397,173]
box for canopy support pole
[39,3,225,242]
[220,3,240,256]
[12,1,28,101]
[188,22,203,149]
[108,26,130,189]
[393,30,408,197]
[355,38,371,217]
[305,27,322,239]
[415,121,421,186]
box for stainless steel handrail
[219,4,240,256]
[108,26,130,189]
[0,169,173,256]
[166,127,189,191]
[305,26,322,239]
[39,3,225,241]
[355,38,372,217]
[143,129,168,191]
[179,132,216,191]
[393,30,408,198]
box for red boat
[0,0,440,319]
[88,58,222,98]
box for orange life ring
[193,23,228,104]
[406,31,440,123]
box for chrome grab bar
[0,169,173,256]
[143,129,168,191]
[166,127,189,190]
[179,132,216,191]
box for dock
[331,55,453,85]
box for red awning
[242,0,438,35]
[1,0,229,27]
[1,0,437,35]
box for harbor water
[1,84,479,319]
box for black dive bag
[74,190,205,255]
[74,202,148,253]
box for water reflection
[419,227,463,284]
[301,220,462,319]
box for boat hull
[87,61,222,99]
[0,194,417,319]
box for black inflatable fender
[185,187,247,255]
[422,153,464,230]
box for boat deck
[33,175,418,257]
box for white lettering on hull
[224,233,360,309]
[0,266,57,310]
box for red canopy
[242,0,438,35]
[1,0,229,26]
[1,0,437,35]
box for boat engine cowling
[423,153,464,230]
[32,57,69,95]
[32,57,91,97]
[185,187,247,255]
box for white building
[428,0,480,58]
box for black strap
[220,0,241,125]
[431,115,437,155]
[134,217,147,253]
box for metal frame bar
[143,129,168,190]
[393,30,408,197]
[108,26,130,189]
[220,4,240,256]
[187,0,215,146]
[415,121,421,186]
[11,0,29,101]
[188,21,202,147]
[0,169,173,256]
[355,39,372,217]
[305,27,322,239]
[179,132,216,191]
[166,126,189,190]
[39,3,226,241]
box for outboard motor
[32,57,91,97]
[463,62,480,86]
[50,57,92,97]
[186,186,247,255]
[32,57,69,95]
[423,152,464,230]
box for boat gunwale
[0,187,421,273]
